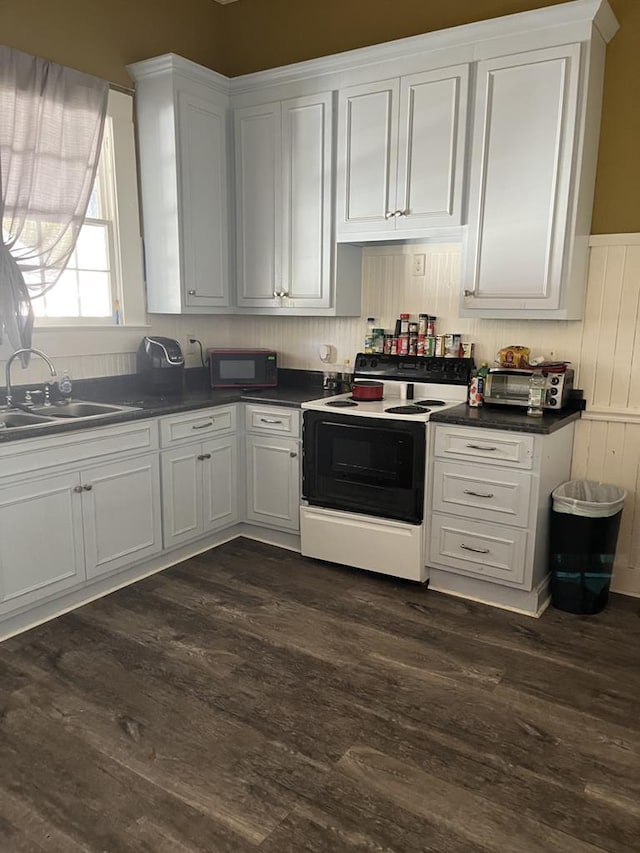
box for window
[32,90,145,327]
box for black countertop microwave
[207,348,277,388]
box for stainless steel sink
[34,401,141,419]
[0,400,141,432]
[0,412,57,429]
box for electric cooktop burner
[385,405,427,414]
[416,399,447,407]
[326,399,358,408]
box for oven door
[302,411,426,523]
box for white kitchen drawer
[0,419,159,481]
[160,406,236,447]
[432,460,532,528]
[429,513,527,586]
[245,404,300,437]
[433,425,535,469]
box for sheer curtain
[0,45,108,362]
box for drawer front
[429,513,527,585]
[0,419,159,481]
[432,460,532,528]
[160,406,236,447]
[433,425,535,469]
[245,405,300,437]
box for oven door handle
[460,543,491,554]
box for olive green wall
[1,0,638,232]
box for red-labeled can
[468,376,484,407]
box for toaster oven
[484,368,574,410]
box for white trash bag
[552,480,626,519]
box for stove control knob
[551,376,560,385]
[548,398,557,406]
[550,387,558,396]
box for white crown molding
[228,0,618,93]
[127,53,230,95]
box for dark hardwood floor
[1,538,639,852]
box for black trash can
[549,480,626,614]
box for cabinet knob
[198,453,212,461]
[83,484,93,491]
[464,290,475,298]
[289,451,298,458]
[384,211,395,220]
[73,485,83,494]
[188,289,197,296]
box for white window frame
[32,89,146,329]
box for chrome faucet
[5,348,57,407]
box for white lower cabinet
[428,423,575,611]
[161,435,239,548]
[159,406,239,549]
[0,472,85,613]
[0,444,162,616]
[245,405,300,532]
[83,455,162,580]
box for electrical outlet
[412,253,426,277]
[186,335,197,355]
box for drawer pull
[192,420,214,430]
[466,443,497,451]
[463,489,495,499]
[259,417,283,425]
[197,453,212,461]
[460,543,491,554]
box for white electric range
[300,354,473,582]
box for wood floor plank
[1,537,638,852]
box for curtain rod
[109,81,135,95]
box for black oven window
[327,430,412,487]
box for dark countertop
[0,374,331,444]
[430,403,582,434]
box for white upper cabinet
[462,45,583,318]
[128,55,231,313]
[235,93,361,315]
[336,65,469,241]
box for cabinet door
[83,454,162,579]
[336,79,400,236]
[0,473,85,614]
[161,445,204,549]
[395,65,469,230]
[462,44,581,314]
[245,434,300,531]
[235,102,282,307]
[281,93,333,308]
[202,435,239,533]
[178,90,230,308]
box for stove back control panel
[353,354,474,385]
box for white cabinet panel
[161,446,203,548]
[84,455,162,580]
[337,66,468,240]
[0,473,85,612]
[430,513,528,585]
[338,80,399,232]
[462,44,583,316]
[235,104,281,306]
[432,460,532,527]
[235,94,353,313]
[129,56,231,314]
[396,67,468,230]
[202,436,239,533]
[246,434,300,531]
[178,91,230,308]
[282,94,332,307]
[161,435,239,548]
